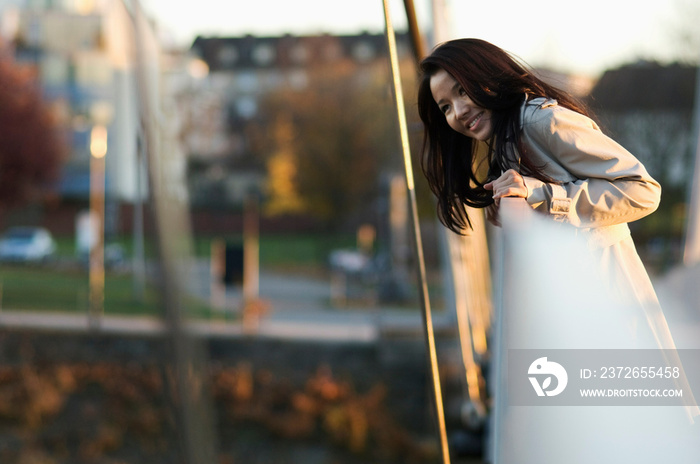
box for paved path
[0,262,454,342]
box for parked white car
[0,227,56,263]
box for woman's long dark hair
[417,38,590,233]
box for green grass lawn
[0,264,214,318]
[0,233,423,317]
[0,233,357,316]
[0,264,152,314]
[193,233,359,266]
[56,233,357,268]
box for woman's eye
[458,87,467,96]
[440,105,450,114]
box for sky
[141,0,697,77]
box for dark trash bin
[223,243,244,285]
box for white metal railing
[490,197,699,464]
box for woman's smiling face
[430,68,494,141]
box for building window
[352,42,375,62]
[235,71,258,93]
[289,44,308,64]
[235,97,257,119]
[218,45,239,67]
[288,69,308,90]
[322,42,342,62]
[252,44,275,66]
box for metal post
[129,1,217,462]
[89,125,107,326]
[242,193,261,331]
[382,2,451,462]
[243,192,260,305]
[401,0,426,60]
[132,130,146,302]
[682,53,700,265]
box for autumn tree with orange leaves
[251,58,419,230]
[0,46,65,208]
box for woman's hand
[484,169,528,204]
[483,169,528,226]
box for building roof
[191,32,407,72]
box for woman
[417,38,660,233]
[417,38,699,419]
[417,38,668,339]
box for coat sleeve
[521,104,661,228]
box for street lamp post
[89,124,108,325]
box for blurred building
[180,32,411,209]
[588,61,698,267]
[588,61,697,194]
[1,0,141,209]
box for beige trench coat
[515,98,699,417]
[518,97,670,346]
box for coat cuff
[523,176,547,209]
[522,177,572,222]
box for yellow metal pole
[382,1,451,462]
[401,0,426,60]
